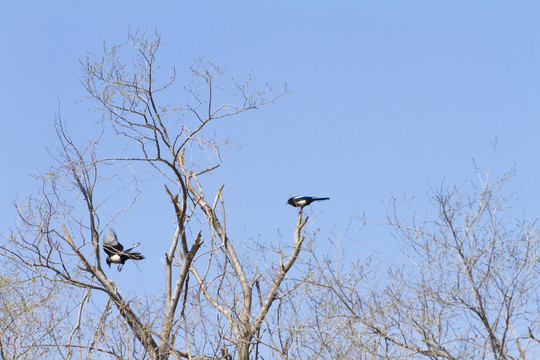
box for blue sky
[2,2,540,287]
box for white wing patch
[104,228,120,247]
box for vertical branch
[158,183,203,358]
[189,174,253,320]
[66,287,91,358]
[253,209,308,333]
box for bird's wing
[103,228,123,254]
[104,229,119,246]
[124,242,140,253]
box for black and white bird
[287,196,330,208]
[103,228,144,271]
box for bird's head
[286,197,295,206]
[106,257,111,268]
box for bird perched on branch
[287,196,330,208]
[103,228,144,271]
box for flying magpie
[287,196,330,208]
[103,228,144,271]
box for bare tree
[299,169,539,359]
[0,266,73,359]
[7,27,537,360]
[0,29,319,360]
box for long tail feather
[128,252,145,261]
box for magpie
[287,196,330,208]
[103,228,144,271]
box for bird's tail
[314,197,330,201]
[127,252,145,261]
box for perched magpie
[103,228,144,271]
[287,196,330,208]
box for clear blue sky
[2,2,540,288]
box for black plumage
[103,228,144,271]
[287,196,330,208]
